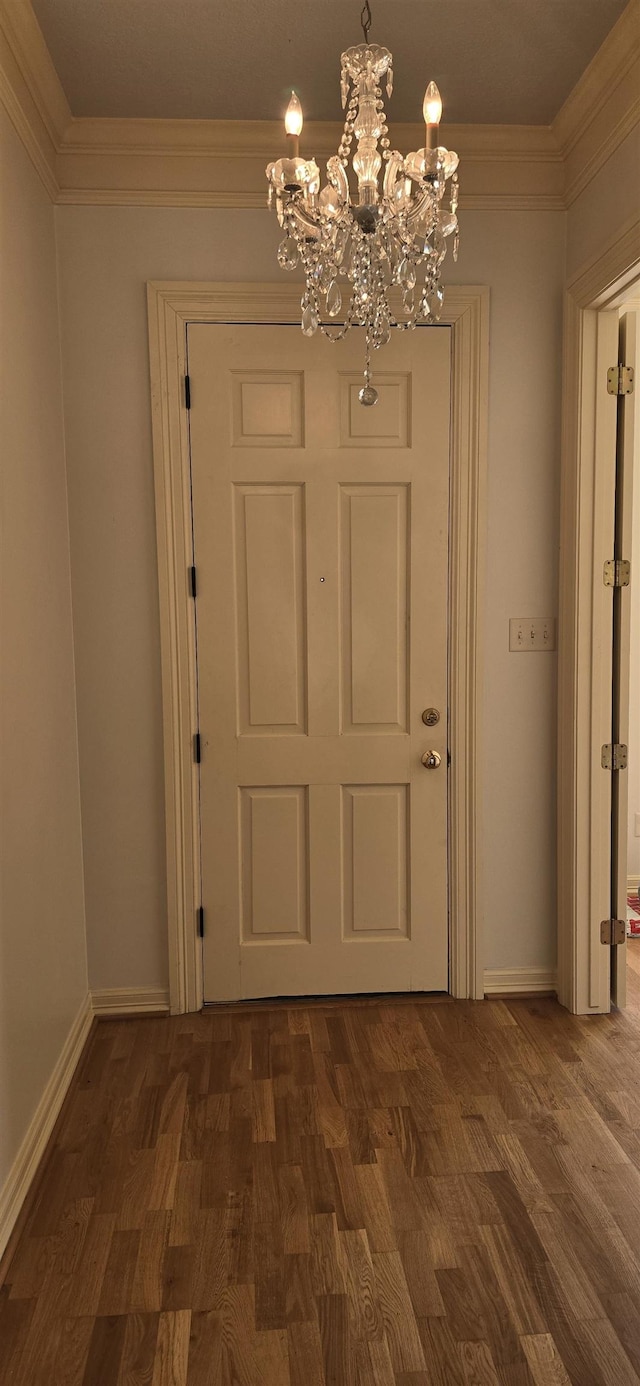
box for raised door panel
[234,484,307,734]
[340,373,411,447]
[342,784,409,938]
[232,371,304,447]
[340,485,409,733]
[240,786,309,941]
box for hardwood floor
[3,984,640,1384]
[628,938,640,1009]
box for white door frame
[147,281,489,1014]
[557,216,640,1013]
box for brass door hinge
[607,364,634,396]
[603,559,630,588]
[601,743,628,770]
[600,919,626,945]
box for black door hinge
[194,731,201,764]
[185,374,191,409]
[189,564,197,598]
[197,906,204,938]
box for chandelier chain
[360,0,372,43]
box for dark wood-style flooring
[3,953,640,1384]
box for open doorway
[590,299,638,1013]
[622,302,640,1007]
[557,245,640,1016]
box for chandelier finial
[266,23,460,401]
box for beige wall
[566,125,640,283]
[0,108,87,1206]
[55,204,564,986]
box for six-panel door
[187,323,451,1001]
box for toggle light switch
[509,618,556,651]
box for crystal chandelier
[266,0,459,405]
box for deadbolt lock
[422,708,440,726]
[421,750,442,769]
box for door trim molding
[147,281,489,1013]
[557,216,640,1013]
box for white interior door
[187,323,451,1002]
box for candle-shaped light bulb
[423,81,442,126]
[285,91,303,137]
[423,81,442,150]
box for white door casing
[557,220,640,1014]
[188,324,450,1002]
[147,282,488,1014]
[611,310,637,1008]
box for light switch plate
[509,618,556,651]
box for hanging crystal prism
[301,300,319,336]
[277,237,298,270]
[326,281,342,316]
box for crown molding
[0,1,58,196]
[53,117,564,208]
[0,0,637,215]
[552,0,640,206]
[58,115,560,161]
[0,0,69,142]
[553,0,639,156]
[54,187,565,211]
[567,210,640,307]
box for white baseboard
[0,992,93,1263]
[628,875,640,894]
[484,966,557,996]
[91,987,170,1016]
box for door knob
[421,750,441,769]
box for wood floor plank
[279,1163,310,1254]
[184,1310,222,1386]
[284,1250,316,1324]
[117,1312,160,1386]
[191,1208,228,1311]
[83,1315,128,1386]
[398,1229,446,1318]
[338,1228,384,1343]
[371,1250,426,1372]
[457,1339,502,1385]
[519,1333,572,1386]
[318,1292,351,1385]
[151,1309,191,1386]
[130,1211,171,1314]
[4,991,640,1384]
[575,1316,640,1386]
[98,1229,141,1316]
[309,1211,346,1296]
[287,1318,326,1386]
